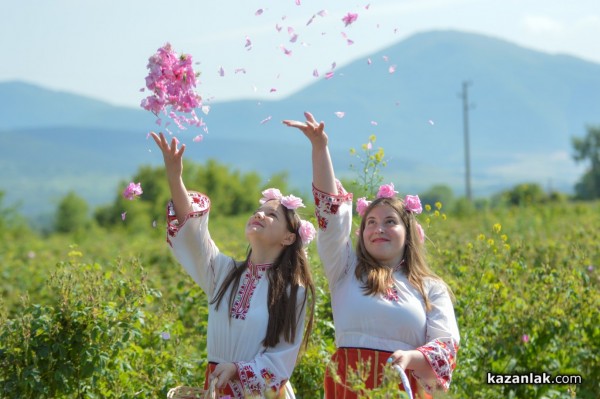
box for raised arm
[283,112,337,195]
[150,131,192,224]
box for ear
[281,232,297,247]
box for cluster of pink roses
[123,182,143,200]
[141,43,204,131]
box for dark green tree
[420,184,455,210]
[572,125,600,199]
[54,191,90,233]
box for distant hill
[1,30,598,220]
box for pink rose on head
[123,182,143,200]
[376,183,398,199]
[299,220,316,246]
[404,195,422,214]
[356,197,371,217]
[260,188,282,204]
[280,194,305,210]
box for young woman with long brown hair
[283,113,459,399]
[151,132,316,398]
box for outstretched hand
[150,131,185,179]
[282,111,328,148]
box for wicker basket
[167,377,218,399]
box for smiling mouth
[250,221,263,227]
[371,238,388,243]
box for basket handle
[392,365,414,399]
[204,377,218,399]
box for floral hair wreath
[260,188,316,246]
[355,183,425,244]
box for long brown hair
[355,197,453,311]
[211,203,315,349]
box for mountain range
[1,30,599,221]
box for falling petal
[193,134,203,142]
[295,0,301,4]
[139,87,145,92]
[365,3,370,9]
[382,55,389,62]
[312,69,319,77]
[388,65,396,74]
[270,88,277,93]
[347,39,354,45]
[280,45,292,56]
[234,68,247,74]
[121,212,127,221]
[317,10,327,17]
[331,62,337,70]
[341,12,358,27]
[428,120,435,125]
[367,58,372,65]
[156,118,162,126]
[325,71,335,79]
[335,111,345,118]
[161,332,171,340]
[371,121,378,126]
[152,220,157,228]
[218,66,225,76]
[275,23,282,32]
[260,116,272,124]
[306,15,315,25]
[255,8,264,16]
[290,33,298,43]
[245,36,252,49]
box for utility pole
[460,81,473,202]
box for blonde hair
[355,197,453,311]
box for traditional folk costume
[166,192,307,398]
[313,182,460,398]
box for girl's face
[362,203,406,267]
[245,200,294,248]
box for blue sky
[2,0,599,109]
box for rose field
[0,177,599,398]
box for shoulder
[423,277,451,298]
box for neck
[249,246,281,265]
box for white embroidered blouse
[313,182,460,393]
[166,192,307,398]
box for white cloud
[484,151,584,182]
[521,15,565,35]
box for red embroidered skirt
[324,347,432,399]
[204,362,287,398]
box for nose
[254,211,265,219]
